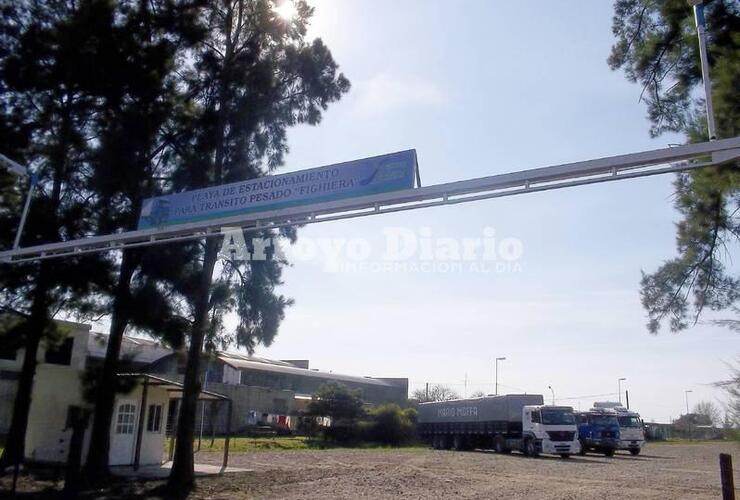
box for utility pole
[548,385,555,405]
[425,382,429,401]
[495,357,506,396]
[618,377,626,404]
[685,389,692,415]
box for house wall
[24,363,90,463]
[0,321,91,435]
[194,382,295,434]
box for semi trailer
[593,402,645,455]
[417,394,580,458]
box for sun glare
[274,0,298,21]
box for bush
[366,404,416,445]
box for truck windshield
[617,416,641,427]
[589,415,618,426]
[541,410,575,425]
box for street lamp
[495,357,506,396]
[685,389,693,415]
[548,385,555,405]
[0,153,28,177]
[618,377,626,404]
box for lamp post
[548,385,555,405]
[618,377,626,404]
[494,357,506,395]
[685,389,692,415]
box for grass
[190,436,427,453]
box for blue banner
[138,149,418,230]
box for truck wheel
[453,434,464,451]
[494,435,506,454]
[604,448,615,457]
[578,441,587,456]
[524,438,539,458]
[559,454,571,459]
[629,448,640,456]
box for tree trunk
[82,251,137,480]
[166,237,220,494]
[0,269,51,469]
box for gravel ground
[1,442,738,498]
[188,442,740,499]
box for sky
[86,0,737,423]
[235,0,739,424]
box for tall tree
[80,0,206,480]
[608,0,740,333]
[166,0,349,492]
[0,0,112,467]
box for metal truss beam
[2,137,739,263]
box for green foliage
[609,0,740,333]
[364,404,416,446]
[307,382,366,422]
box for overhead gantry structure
[1,136,738,264]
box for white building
[0,320,229,468]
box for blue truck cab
[576,408,620,457]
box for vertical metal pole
[691,2,717,139]
[685,390,691,415]
[625,390,630,410]
[133,378,149,471]
[425,382,429,400]
[198,361,209,451]
[495,360,498,396]
[222,399,232,471]
[13,173,37,249]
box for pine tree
[165,0,349,492]
[0,0,113,467]
[608,0,740,333]
[79,0,206,480]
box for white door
[110,400,138,466]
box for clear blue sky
[239,0,739,423]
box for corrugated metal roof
[217,351,394,387]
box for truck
[417,394,580,458]
[576,408,620,457]
[593,402,645,455]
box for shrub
[366,404,416,445]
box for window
[45,337,73,365]
[115,403,137,434]
[147,404,163,432]
[531,410,541,423]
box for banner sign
[138,149,418,230]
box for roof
[88,331,172,365]
[118,373,229,401]
[216,351,396,387]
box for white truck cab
[593,402,645,455]
[521,405,581,457]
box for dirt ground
[188,441,739,499]
[1,441,738,499]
